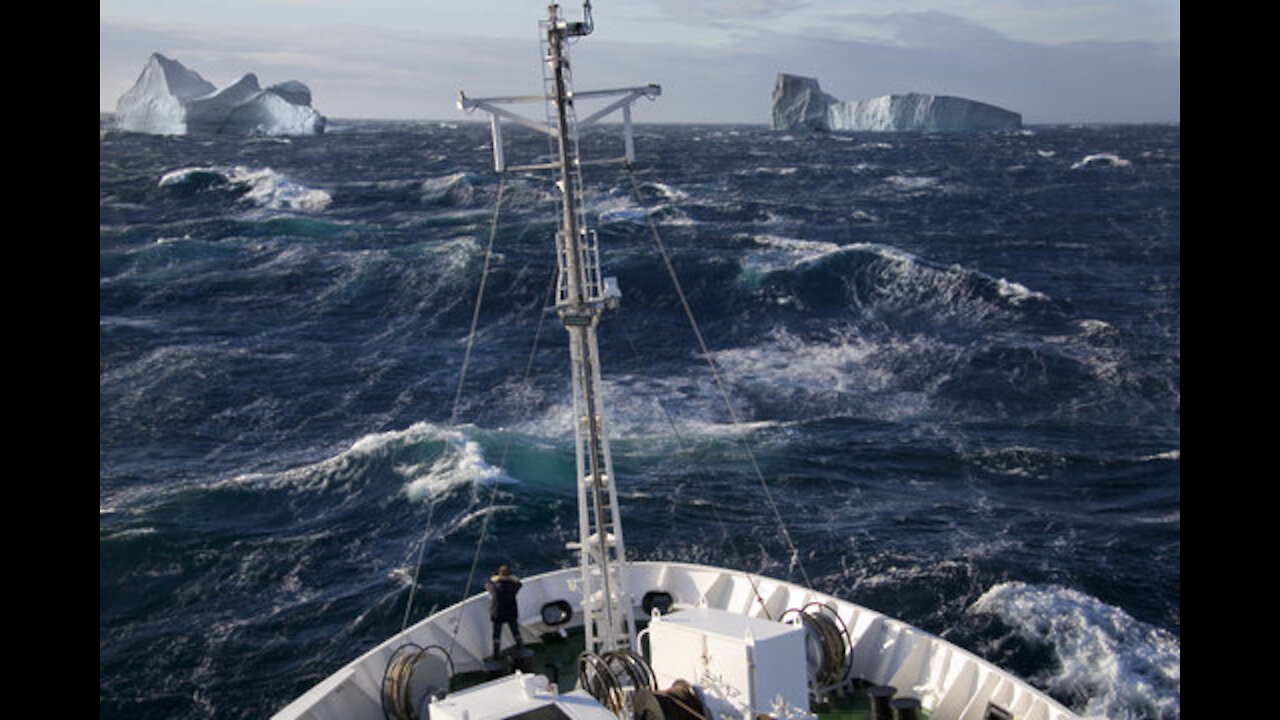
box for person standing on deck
[486,564,523,658]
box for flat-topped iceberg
[772,73,1020,132]
[115,54,326,136]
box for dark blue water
[100,118,1179,720]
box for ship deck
[449,625,919,720]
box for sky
[100,0,1179,125]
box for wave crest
[159,165,332,211]
[738,235,1056,330]
[231,422,510,503]
[969,582,1179,720]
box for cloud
[648,0,810,23]
[101,11,1178,124]
[825,11,1013,50]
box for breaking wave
[159,165,332,211]
[969,582,1179,720]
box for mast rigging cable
[623,162,813,592]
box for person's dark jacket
[486,574,522,621]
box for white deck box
[646,606,811,718]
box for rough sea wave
[101,118,1179,719]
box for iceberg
[115,54,326,136]
[770,74,839,132]
[772,73,1020,132]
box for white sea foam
[712,326,879,395]
[641,181,688,202]
[402,430,509,502]
[750,234,841,256]
[102,526,158,541]
[596,194,650,225]
[419,171,480,205]
[885,174,940,191]
[708,326,942,422]
[994,276,1048,303]
[505,371,783,444]
[743,237,1036,323]
[447,503,518,532]
[1132,510,1179,525]
[592,182,692,226]
[158,167,212,187]
[1076,318,1114,334]
[239,167,332,211]
[346,423,511,501]
[969,582,1180,720]
[599,207,650,224]
[226,422,507,502]
[430,235,485,276]
[968,445,1068,479]
[742,166,799,176]
[100,315,163,331]
[159,165,332,211]
[1070,153,1132,170]
[742,233,842,274]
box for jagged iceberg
[115,54,326,136]
[772,73,1020,132]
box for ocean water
[100,117,1179,720]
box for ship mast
[545,1,631,657]
[458,2,660,656]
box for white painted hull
[272,560,1078,720]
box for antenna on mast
[565,0,594,37]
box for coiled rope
[623,162,813,591]
[578,651,627,714]
[781,603,854,694]
[634,679,710,720]
[381,643,455,720]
